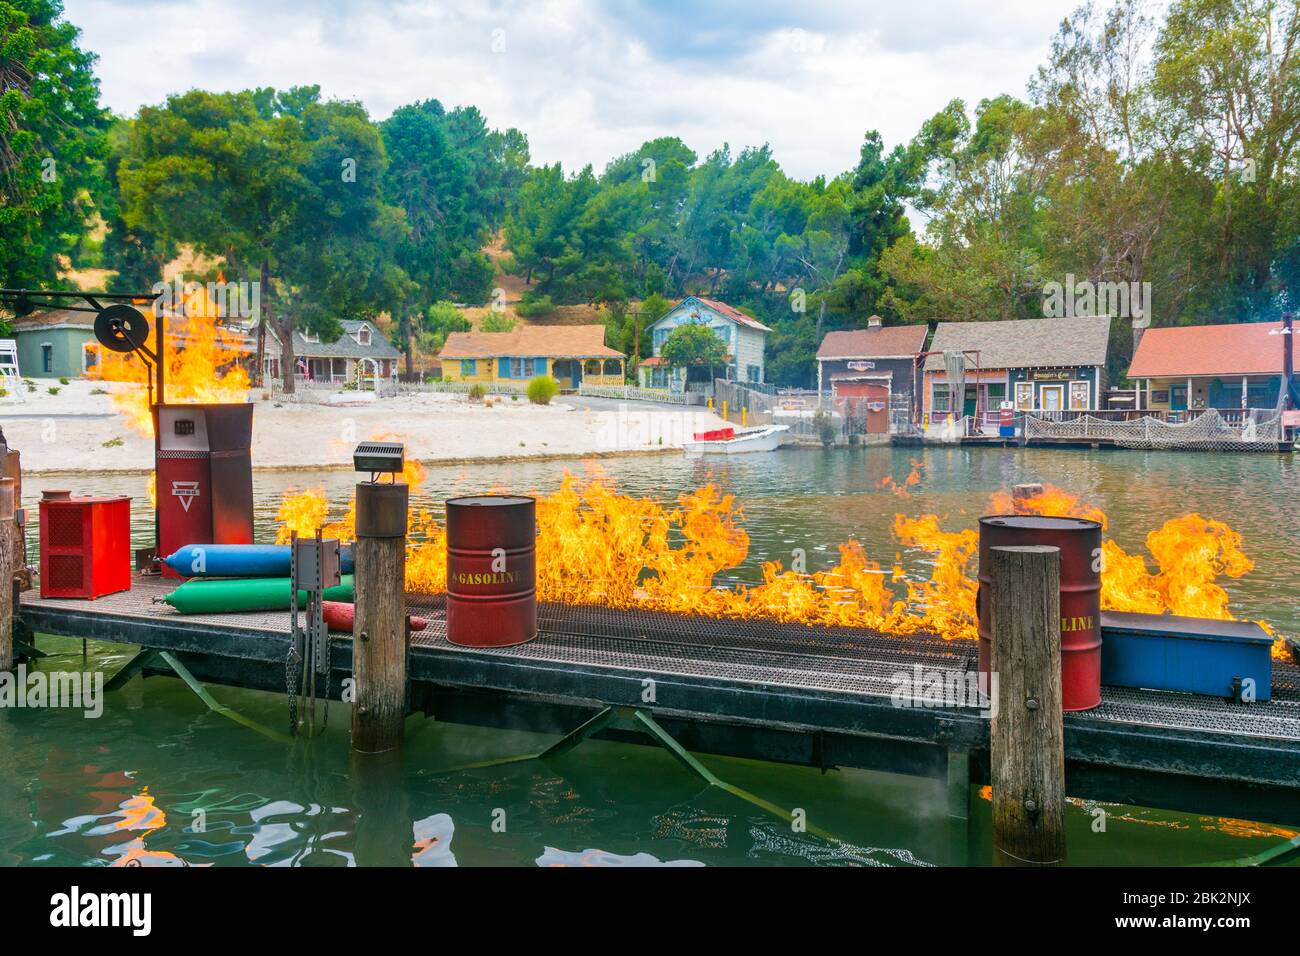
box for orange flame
[88,282,251,436]
[269,476,1284,655]
[877,459,924,497]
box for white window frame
[932,382,952,414]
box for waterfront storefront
[921,315,1111,423]
[1128,321,1297,414]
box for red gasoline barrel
[977,515,1102,712]
[446,495,537,647]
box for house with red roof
[1127,320,1298,414]
[638,296,771,393]
[816,317,929,411]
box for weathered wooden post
[351,480,410,754]
[1011,482,1044,511]
[0,477,13,672]
[989,544,1065,865]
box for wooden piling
[1011,482,1044,512]
[351,481,410,755]
[0,477,13,672]
[989,544,1065,865]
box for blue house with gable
[638,296,771,393]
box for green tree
[659,322,729,368]
[417,300,469,352]
[117,86,406,392]
[0,0,107,287]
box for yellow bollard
[742,407,747,427]
[708,398,714,412]
[722,400,728,421]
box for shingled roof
[10,308,95,331]
[691,297,773,333]
[294,320,401,359]
[817,324,928,360]
[1128,321,1297,377]
[439,324,624,360]
[924,316,1111,371]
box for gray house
[639,296,771,392]
[922,315,1112,421]
[257,319,402,385]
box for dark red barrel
[446,495,537,647]
[978,515,1102,712]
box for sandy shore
[0,381,729,474]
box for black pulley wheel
[94,304,150,353]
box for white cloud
[65,0,1077,179]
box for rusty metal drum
[446,495,537,647]
[978,515,1103,712]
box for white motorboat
[683,424,789,455]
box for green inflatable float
[164,575,356,614]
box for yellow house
[438,324,625,390]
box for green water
[2,445,1297,866]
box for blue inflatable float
[163,543,355,578]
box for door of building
[1040,384,1065,411]
[833,381,890,434]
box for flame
[989,482,1106,527]
[269,475,1284,654]
[87,281,250,436]
[877,459,924,497]
[146,472,156,508]
[997,484,1284,659]
[274,487,329,544]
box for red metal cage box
[39,494,132,599]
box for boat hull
[683,426,789,455]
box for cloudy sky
[66,0,1082,181]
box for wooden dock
[18,576,1300,828]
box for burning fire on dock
[272,474,1286,658]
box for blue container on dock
[1100,611,1273,701]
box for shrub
[515,292,554,318]
[527,375,559,405]
[813,409,837,449]
[467,382,487,402]
[47,386,60,395]
[480,310,517,333]
[58,377,70,385]
[102,437,124,448]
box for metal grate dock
[22,578,1300,743]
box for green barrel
[164,575,356,614]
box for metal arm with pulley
[0,288,166,407]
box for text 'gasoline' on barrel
[445,495,537,648]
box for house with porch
[816,318,929,430]
[1126,320,1298,415]
[438,324,625,390]
[638,296,771,393]
[257,319,401,385]
[922,316,1111,424]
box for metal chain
[286,643,302,736]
